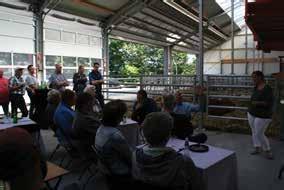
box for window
[1,68,12,78]
[91,58,102,67]
[0,52,11,65]
[45,69,55,81]
[63,56,76,67]
[90,36,101,46]
[45,29,61,41]
[13,53,33,66]
[63,69,76,80]
[78,57,90,67]
[62,31,75,43]
[45,55,61,66]
[77,34,89,45]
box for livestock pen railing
[103,75,275,119]
[102,74,279,136]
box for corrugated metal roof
[18,0,240,53]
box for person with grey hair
[44,89,61,131]
[83,85,102,114]
[132,112,203,190]
[163,94,193,140]
[49,64,69,91]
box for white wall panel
[45,41,102,58]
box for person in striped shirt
[9,68,28,117]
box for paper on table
[18,117,30,122]
[0,117,12,124]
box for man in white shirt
[25,65,39,117]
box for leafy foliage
[109,39,196,76]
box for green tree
[109,39,196,76]
[172,51,196,75]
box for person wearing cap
[9,68,28,117]
[132,112,203,190]
[0,69,9,117]
[49,64,69,92]
[25,65,39,118]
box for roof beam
[131,15,200,44]
[131,16,210,48]
[141,9,217,45]
[123,21,201,48]
[39,0,54,13]
[102,0,156,30]
[73,0,115,15]
[145,7,221,44]
[114,27,199,51]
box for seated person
[54,89,76,144]
[132,112,203,190]
[131,89,158,124]
[83,85,102,114]
[95,100,132,179]
[163,94,193,140]
[0,127,44,190]
[72,92,101,156]
[45,89,61,131]
[174,91,200,120]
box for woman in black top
[248,71,274,159]
[73,65,87,95]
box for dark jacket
[72,111,101,153]
[45,103,58,131]
[73,73,87,94]
[170,113,194,140]
[248,85,274,118]
[88,70,103,94]
[132,146,203,190]
[131,98,158,124]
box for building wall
[0,5,103,81]
[204,26,284,75]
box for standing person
[0,69,9,117]
[9,68,28,117]
[73,65,87,95]
[248,71,274,159]
[89,62,104,108]
[49,64,69,92]
[25,65,39,118]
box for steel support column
[33,8,44,81]
[231,0,235,75]
[163,46,172,75]
[245,25,248,74]
[102,29,110,99]
[197,0,204,130]
[102,29,109,76]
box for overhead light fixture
[163,0,228,40]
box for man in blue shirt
[173,91,200,120]
[89,62,104,108]
[53,89,76,144]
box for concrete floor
[41,129,284,190]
